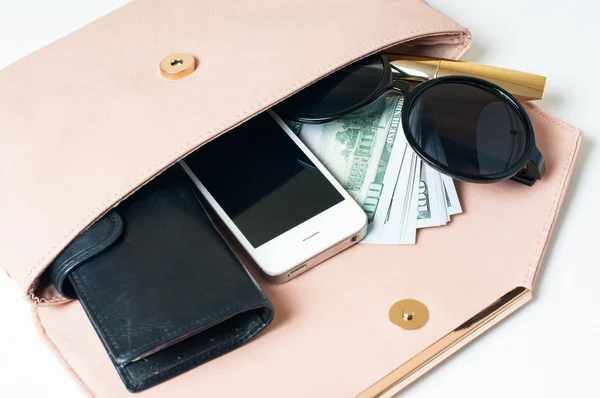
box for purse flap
[0,0,470,299]
[35,102,583,398]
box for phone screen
[184,112,344,248]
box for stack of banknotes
[287,94,462,244]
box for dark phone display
[184,113,344,248]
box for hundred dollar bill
[402,156,420,244]
[441,174,462,216]
[293,95,405,228]
[363,140,410,244]
[426,127,462,218]
[379,151,420,244]
[416,162,447,229]
[286,91,462,244]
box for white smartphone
[180,110,368,282]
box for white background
[0,1,598,397]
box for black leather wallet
[47,166,274,392]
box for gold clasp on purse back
[389,299,429,330]
[160,53,196,80]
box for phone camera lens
[351,236,358,243]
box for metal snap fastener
[160,53,196,80]
[389,299,429,330]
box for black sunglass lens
[406,80,529,179]
[275,54,386,122]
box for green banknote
[292,95,404,222]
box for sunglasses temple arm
[510,145,545,186]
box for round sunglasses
[275,54,545,186]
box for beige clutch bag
[0,0,581,396]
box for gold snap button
[160,53,196,80]
[402,310,414,321]
[389,299,429,330]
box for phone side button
[288,264,307,277]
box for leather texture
[34,102,582,398]
[46,166,274,392]
[48,211,124,299]
[0,0,471,298]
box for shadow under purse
[47,166,274,392]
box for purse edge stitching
[521,102,582,289]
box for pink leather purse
[0,0,582,396]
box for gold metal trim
[358,286,532,398]
[385,54,546,102]
[389,299,429,330]
[160,53,196,80]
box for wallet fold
[46,166,274,392]
[48,211,124,299]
